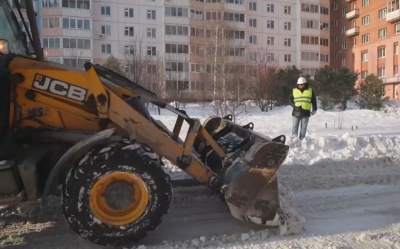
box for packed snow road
[1,157,400,249]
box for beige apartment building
[331,0,400,100]
[20,0,398,100]
[36,0,332,99]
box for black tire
[61,143,172,246]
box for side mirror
[0,39,10,54]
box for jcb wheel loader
[0,0,289,246]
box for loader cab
[0,0,34,141]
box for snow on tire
[61,143,172,247]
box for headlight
[0,39,10,54]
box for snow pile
[285,134,400,165]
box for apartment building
[29,0,331,99]
[39,0,93,68]
[332,0,400,100]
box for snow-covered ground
[1,100,400,249]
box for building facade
[332,0,400,100]
[20,0,400,100]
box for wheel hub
[89,172,149,226]
[104,181,134,210]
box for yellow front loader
[0,0,289,246]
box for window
[379,28,387,39]
[42,17,60,28]
[361,70,368,79]
[165,25,189,36]
[378,47,386,58]
[342,7,347,17]
[267,20,274,29]
[284,5,291,14]
[124,45,134,55]
[147,10,156,19]
[249,19,257,27]
[165,7,189,17]
[47,57,61,63]
[353,38,357,46]
[332,2,338,10]
[284,54,291,62]
[224,12,245,22]
[147,46,156,56]
[125,8,134,18]
[147,65,157,74]
[165,44,189,54]
[301,36,319,45]
[394,65,398,75]
[147,28,156,38]
[62,18,90,30]
[64,58,91,68]
[301,52,320,61]
[249,52,257,60]
[396,24,400,34]
[267,4,274,12]
[362,34,369,43]
[362,51,368,61]
[341,24,347,33]
[61,0,90,9]
[362,0,369,7]
[267,36,274,45]
[320,53,329,62]
[332,35,338,43]
[332,19,339,27]
[101,6,110,16]
[362,15,370,25]
[341,58,346,67]
[101,25,111,35]
[42,37,61,48]
[101,44,111,54]
[225,0,244,4]
[63,38,90,49]
[249,35,257,44]
[284,38,291,47]
[342,41,348,50]
[301,3,319,13]
[378,67,386,77]
[379,8,387,19]
[249,2,256,11]
[124,26,134,36]
[165,62,189,72]
[284,22,291,30]
[395,43,399,55]
[320,6,329,15]
[320,38,329,46]
[42,0,60,8]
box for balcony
[345,26,359,37]
[386,9,400,23]
[345,0,354,2]
[345,9,360,20]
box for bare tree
[142,55,165,114]
[164,54,189,109]
[248,47,279,112]
[121,38,150,87]
[201,6,246,117]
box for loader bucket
[195,116,289,226]
[223,141,288,226]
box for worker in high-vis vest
[289,76,317,140]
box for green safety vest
[293,88,312,110]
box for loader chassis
[0,0,290,246]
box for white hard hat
[297,77,307,84]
